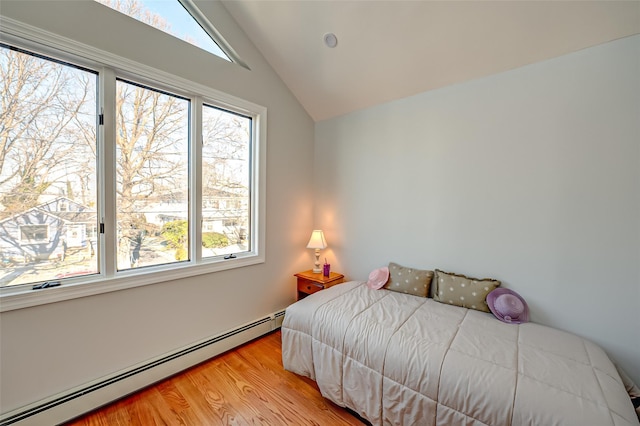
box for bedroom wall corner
[314,34,640,384]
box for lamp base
[312,268,322,273]
[312,249,321,274]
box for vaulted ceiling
[222,1,640,121]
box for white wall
[0,0,315,414]
[315,35,640,383]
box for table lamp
[306,230,327,273]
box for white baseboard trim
[0,310,286,426]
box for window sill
[0,253,264,313]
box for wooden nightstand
[295,270,345,300]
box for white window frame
[0,18,266,312]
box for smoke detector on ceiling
[323,33,338,48]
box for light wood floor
[65,330,368,425]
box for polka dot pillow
[433,269,500,312]
[383,262,433,297]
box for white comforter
[282,281,638,426]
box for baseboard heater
[0,310,286,426]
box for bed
[282,280,639,426]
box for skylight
[96,0,240,64]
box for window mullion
[192,96,203,262]
[100,67,117,277]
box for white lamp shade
[306,230,327,249]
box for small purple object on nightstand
[323,263,330,277]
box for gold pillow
[433,269,500,312]
[384,262,433,297]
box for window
[115,79,190,270]
[202,104,251,258]
[0,45,99,284]
[66,225,86,247]
[19,225,49,244]
[0,28,265,299]
[94,0,237,64]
